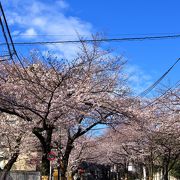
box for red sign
[78,169,85,174]
[47,151,56,161]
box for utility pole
[57,127,62,180]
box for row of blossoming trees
[94,88,180,180]
[0,40,179,180]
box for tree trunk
[162,174,168,180]
[162,163,169,180]
[162,155,170,180]
[60,138,74,180]
[33,127,53,177]
[124,166,128,180]
[0,152,19,180]
[147,157,154,180]
[41,153,50,176]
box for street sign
[47,151,56,161]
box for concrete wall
[10,171,40,180]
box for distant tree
[0,113,33,179]
[98,87,180,180]
[152,89,180,180]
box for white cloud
[4,0,93,58]
[2,0,152,95]
[125,64,152,95]
[32,17,46,27]
[21,28,37,38]
[11,30,20,36]
[56,0,69,9]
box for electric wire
[141,79,180,109]
[138,58,180,97]
[1,34,180,46]
[11,32,180,37]
[0,16,12,58]
[0,2,17,59]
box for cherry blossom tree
[0,113,34,179]
[96,87,179,180]
[150,88,180,180]
[0,40,137,179]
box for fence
[10,171,41,180]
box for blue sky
[1,0,180,95]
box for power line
[11,32,180,37]
[141,79,180,109]
[0,2,17,59]
[1,34,180,46]
[138,58,180,97]
[0,17,12,57]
